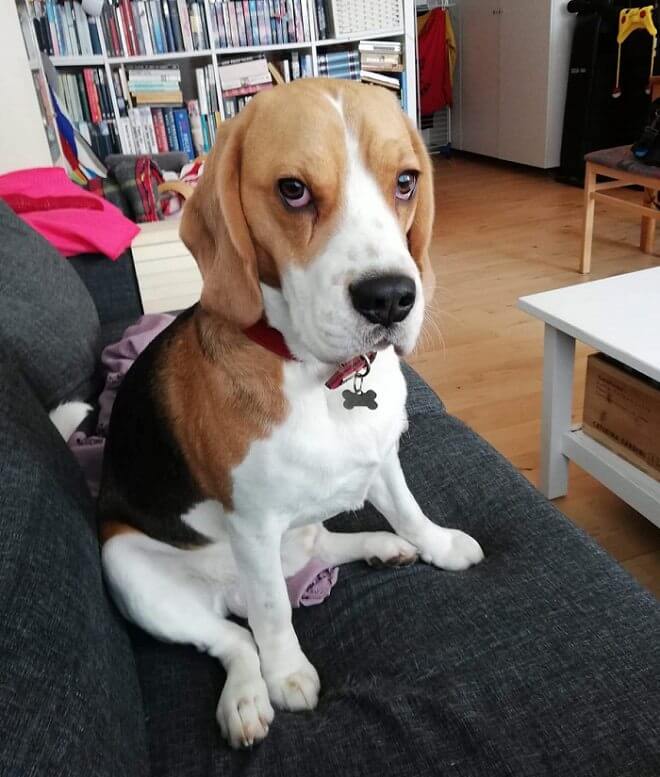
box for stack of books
[56,68,121,158]
[208,0,313,47]
[317,48,360,80]
[359,40,402,72]
[218,57,272,118]
[28,0,103,57]
[359,40,402,94]
[111,66,207,159]
[127,66,183,105]
[100,0,210,57]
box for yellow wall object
[617,6,657,44]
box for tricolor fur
[98,80,483,749]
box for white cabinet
[454,0,574,169]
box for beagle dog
[98,79,483,749]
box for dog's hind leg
[101,531,274,748]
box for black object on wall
[558,0,657,185]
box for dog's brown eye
[278,178,311,208]
[395,171,417,201]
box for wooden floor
[408,154,660,597]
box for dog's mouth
[366,325,407,355]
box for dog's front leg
[368,449,484,571]
[227,516,320,712]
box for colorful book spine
[249,0,259,45]
[228,1,240,46]
[292,0,303,43]
[163,107,180,149]
[149,0,166,53]
[88,16,102,54]
[177,0,194,49]
[160,0,175,51]
[83,68,102,123]
[167,0,184,50]
[173,107,194,159]
[236,2,247,46]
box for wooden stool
[580,146,660,273]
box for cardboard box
[583,354,660,481]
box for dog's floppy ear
[404,116,436,302]
[180,111,263,327]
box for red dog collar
[244,319,376,390]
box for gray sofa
[1,200,659,777]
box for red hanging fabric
[418,8,452,116]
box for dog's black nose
[349,275,416,326]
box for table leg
[540,325,576,499]
[580,163,596,274]
[640,188,657,254]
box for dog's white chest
[231,349,408,527]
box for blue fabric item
[0,353,149,777]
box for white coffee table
[518,267,660,526]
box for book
[236,1,248,46]
[160,0,176,50]
[88,15,103,54]
[174,107,194,159]
[123,0,140,55]
[117,116,136,154]
[135,1,154,55]
[177,0,194,49]
[360,70,400,90]
[149,0,166,53]
[83,68,103,123]
[128,107,147,152]
[222,82,272,98]
[134,90,183,104]
[189,0,204,49]
[151,108,169,151]
[163,107,180,149]
[187,99,205,154]
[138,106,159,152]
[249,0,260,45]
[358,40,402,53]
[167,0,185,50]
[218,58,271,92]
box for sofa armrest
[0,355,149,776]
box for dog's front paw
[263,652,320,712]
[364,532,418,567]
[217,674,274,749]
[418,527,484,571]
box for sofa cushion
[0,200,100,408]
[69,249,143,329]
[0,354,149,777]
[133,370,660,777]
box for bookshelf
[15,0,418,164]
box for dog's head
[180,79,434,363]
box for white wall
[0,0,52,174]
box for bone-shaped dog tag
[342,388,378,410]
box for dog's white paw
[263,653,320,712]
[418,527,484,571]
[217,674,274,749]
[364,532,418,567]
[49,401,92,441]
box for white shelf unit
[15,0,418,162]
